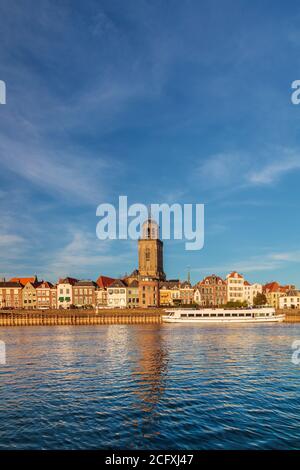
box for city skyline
[1,1,300,285]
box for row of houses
[0,271,299,310]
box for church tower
[138,216,165,281]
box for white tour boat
[162,307,285,323]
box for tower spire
[147,203,152,221]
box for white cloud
[248,152,300,185]
[40,229,135,281]
[192,249,300,278]
[0,134,112,204]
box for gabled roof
[244,280,251,286]
[36,281,54,289]
[128,279,139,288]
[227,271,244,279]
[160,280,180,289]
[180,281,192,288]
[263,281,281,292]
[283,289,300,297]
[58,277,78,285]
[110,279,127,288]
[9,276,37,286]
[96,275,116,289]
[200,275,226,285]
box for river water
[0,323,300,449]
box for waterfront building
[263,282,290,308]
[198,275,227,307]
[243,281,263,306]
[226,271,245,303]
[159,280,180,306]
[22,280,40,309]
[0,281,23,309]
[57,277,78,309]
[95,275,115,307]
[180,281,194,305]
[73,280,97,308]
[139,278,160,307]
[279,290,300,309]
[107,279,128,308]
[127,279,139,308]
[36,281,56,309]
[50,285,57,309]
[193,286,202,305]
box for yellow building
[263,282,293,309]
[159,281,181,306]
[22,281,38,309]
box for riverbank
[0,309,163,326]
[0,308,299,326]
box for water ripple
[0,323,300,449]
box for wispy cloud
[195,148,300,195]
[0,134,113,204]
[192,249,300,279]
[39,229,135,281]
[248,151,300,185]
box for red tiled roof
[9,276,37,286]
[263,281,281,292]
[244,280,251,286]
[96,275,116,288]
[227,271,243,279]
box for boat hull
[163,314,285,323]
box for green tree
[253,292,267,306]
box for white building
[244,281,263,306]
[279,290,300,309]
[107,279,128,308]
[57,277,77,309]
[193,287,202,305]
[226,272,245,303]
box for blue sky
[0,0,300,285]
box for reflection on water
[0,323,300,449]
